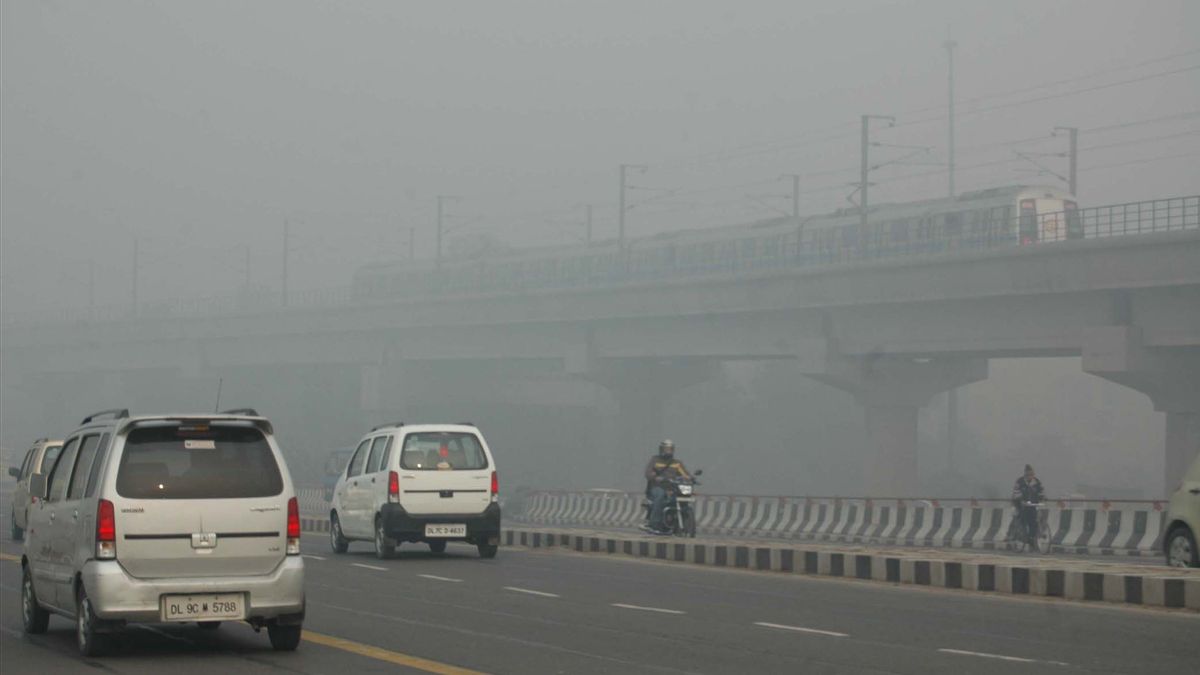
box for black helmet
[658,439,675,453]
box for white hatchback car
[329,423,500,559]
[20,409,305,656]
[1164,451,1200,568]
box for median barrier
[295,485,1169,558]
[513,491,1169,558]
[501,526,1200,611]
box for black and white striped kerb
[501,528,1199,611]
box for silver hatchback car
[20,409,305,656]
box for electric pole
[131,237,139,316]
[944,33,957,198]
[1054,126,1078,195]
[860,115,895,232]
[281,220,290,308]
[618,164,646,249]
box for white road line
[418,574,463,583]
[303,554,327,561]
[754,621,849,638]
[351,563,388,571]
[938,648,1067,666]
[611,603,685,615]
[503,586,560,598]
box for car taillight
[96,499,116,560]
[286,496,300,555]
[490,471,499,502]
[388,471,400,504]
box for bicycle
[1006,501,1050,553]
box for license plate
[425,523,467,537]
[161,593,245,622]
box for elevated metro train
[352,184,1079,301]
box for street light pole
[944,34,957,198]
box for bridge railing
[4,195,1197,327]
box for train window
[1019,199,1038,244]
[944,212,963,236]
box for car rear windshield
[116,423,283,499]
[400,432,488,471]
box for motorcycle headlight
[678,484,693,496]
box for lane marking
[754,621,849,638]
[303,554,327,561]
[351,563,388,571]
[938,648,1068,666]
[418,574,463,583]
[503,586,560,598]
[611,603,684,615]
[303,630,487,675]
[0,553,19,562]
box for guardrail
[5,195,1196,327]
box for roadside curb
[502,527,1200,612]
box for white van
[329,423,500,559]
[1164,452,1200,568]
[20,409,305,655]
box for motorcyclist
[1011,464,1045,550]
[644,439,691,534]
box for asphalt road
[3,522,1199,675]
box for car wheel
[21,565,49,634]
[477,543,498,559]
[197,621,221,630]
[374,517,395,559]
[267,622,302,651]
[77,584,111,657]
[329,513,349,554]
[1166,527,1198,568]
[428,540,447,554]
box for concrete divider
[512,491,1169,558]
[501,526,1200,612]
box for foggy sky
[2,0,1198,316]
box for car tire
[77,584,112,657]
[374,516,395,559]
[11,514,23,542]
[21,565,49,634]
[329,512,349,554]
[428,540,447,554]
[267,622,302,651]
[197,621,222,630]
[477,543,498,559]
[1166,527,1198,568]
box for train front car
[1012,185,1081,244]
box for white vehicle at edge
[20,408,305,656]
[329,423,500,559]
[1164,452,1200,568]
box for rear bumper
[82,557,305,624]
[381,502,501,543]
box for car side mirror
[29,473,48,500]
[7,466,20,479]
[693,469,703,476]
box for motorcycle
[641,470,702,537]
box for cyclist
[1011,464,1046,551]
